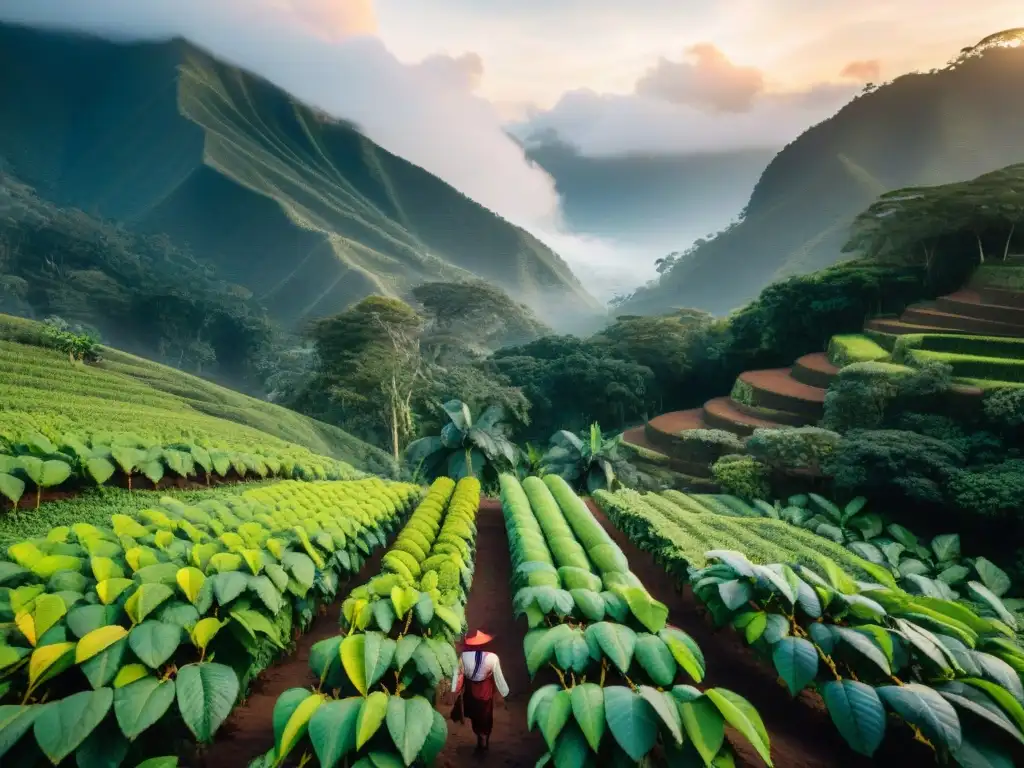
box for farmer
[450,629,509,751]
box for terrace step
[791,353,840,388]
[901,306,1024,337]
[643,409,706,453]
[936,290,1024,325]
[621,427,716,478]
[701,397,783,437]
[974,286,1024,309]
[733,400,815,427]
[864,318,954,336]
[737,368,826,418]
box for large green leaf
[820,680,885,757]
[524,627,558,677]
[0,473,25,504]
[0,705,42,760]
[639,685,683,745]
[936,687,1024,748]
[365,632,398,691]
[705,688,772,766]
[974,558,1011,598]
[129,621,182,669]
[308,697,362,768]
[114,676,176,740]
[680,696,726,766]
[967,582,1017,630]
[634,634,676,687]
[772,637,819,696]
[80,637,128,689]
[877,684,961,752]
[356,691,388,750]
[962,678,1024,736]
[659,627,705,683]
[930,534,960,563]
[175,662,239,742]
[603,686,658,761]
[570,683,605,752]
[33,687,113,763]
[386,695,434,766]
[552,723,593,768]
[836,627,891,675]
[125,583,175,624]
[553,628,591,674]
[211,572,248,606]
[538,689,572,751]
[584,622,636,674]
[419,711,448,766]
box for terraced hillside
[0,23,600,328]
[0,314,396,477]
[624,267,1024,486]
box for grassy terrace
[0,324,396,476]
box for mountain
[620,31,1024,317]
[524,137,775,254]
[0,23,601,329]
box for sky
[2,0,1023,297]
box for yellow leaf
[32,594,67,640]
[46,526,70,543]
[112,514,149,539]
[113,663,150,688]
[190,617,227,651]
[91,556,124,582]
[32,555,83,579]
[15,611,37,646]
[176,567,206,605]
[154,530,175,550]
[278,693,326,760]
[28,641,76,689]
[10,585,44,613]
[265,538,285,560]
[72,523,102,542]
[126,546,159,572]
[356,690,388,750]
[218,532,246,552]
[76,625,128,663]
[240,549,263,575]
[97,578,135,606]
[8,542,43,569]
[340,633,368,695]
[208,553,242,573]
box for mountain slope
[621,34,1024,316]
[0,23,600,327]
[524,138,775,253]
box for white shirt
[452,650,509,697]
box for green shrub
[984,387,1024,428]
[949,460,1024,519]
[905,349,1024,383]
[895,332,1024,359]
[746,426,840,473]
[826,334,889,366]
[729,378,755,406]
[672,428,744,458]
[710,454,770,499]
[823,360,953,432]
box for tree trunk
[1004,222,1016,262]
[390,384,400,463]
[975,232,986,264]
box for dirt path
[436,499,545,767]
[587,502,930,768]
[193,545,389,768]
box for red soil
[647,408,706,434]
[702,396,780,433]
[740,368,826,403]
[794,353,839,378]
[621,425,665,455]
[434,499,546,767]
[585,499,930,768]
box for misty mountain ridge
[620,32,1024,317]
[0,22,602,330]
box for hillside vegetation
[0,313,397,476]
[0,23,599,329]
[621,31,1024,316]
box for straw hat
[463,630,493,647]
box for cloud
[415,52,484,92]
[513,79,859,157]
[636,43,765,112]
[840,58,882,81]
[284,0,378,40]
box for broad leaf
[386,695,434,766]
[975,558,1011,598]
[33,687,113,763]
[584,622,636,674]
[341,633,369,695]
[0,704,42,760]
[276,691,326,764]
[603,686,658,761]
[877,684,961,752]
[309,697,362,768]
[772,637,818,696]
[129,621,182,669]
[175,662,239,742]
[705,688,771,766]
[570,683,605,752]
[634,634,676,687]
[931,534,960,563]
[680,696,726,765]
[114,676,176,740]
[659,626,705,683]
[356,691,388,750]
[820,680,885,757]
